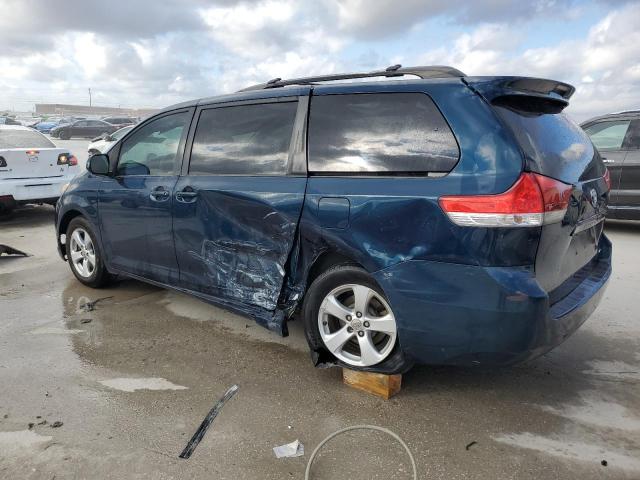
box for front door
[619,119,640,214]
[583,119,631,209]
[172,97,308,313]
[98,109,192,284]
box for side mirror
[87,154,110,175]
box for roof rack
[239,65,466,92]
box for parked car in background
[0,125,79,214]
[102,116,137,128]
[581,111,640,220]
[32,120,60,133]
[0,116,22,125]
[88,126,134,155]
[55,119,117,140]
[55,65,610,373]
[50,117,78,138]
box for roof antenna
[385,64,402,72]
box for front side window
[583,120,631,150]
[308,93,459,174]
[189,101,298,175]
[117,112,189,176]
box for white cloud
[418,2,640,121]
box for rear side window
[495,107,602,183]
[308,93,459,174]
[583,120,630,150]
[0,129,55,148]
[189,102,298,175]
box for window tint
[189,102,297,175]
[308,93,459,174]
[0,129,55,148]
[622,120,640,149]
[583,120,630,150]
[496,107,601,183]
[117,112,189,176]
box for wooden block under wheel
[342,368,402,400]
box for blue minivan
[55,66,611,373]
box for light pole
[88,88,92,107]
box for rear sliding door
[172,95,308,312]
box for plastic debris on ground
[273,439,304,458]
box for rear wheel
[303,265,407,371]
[66,217,111,287]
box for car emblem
[589,189,598,208]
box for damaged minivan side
[55,66,611,374]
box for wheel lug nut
[347,327,353,333]
[356,312,362,318]
[346,315,352,321]
[358,331,365,337]
[363,321,370,328]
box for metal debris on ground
[80,296,113,312]
[51,421,63,428]
[0,244,28,257]
[80,318,92,324]
[273,440,304,458]
[179,384,239,459]
[465,441,478,450]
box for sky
[0,0,638,122]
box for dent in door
[184,190,298,311]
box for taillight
[603,168,611,191]
[438,173,573,228]
[58,153,78,166]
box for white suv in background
[0,125,79,214]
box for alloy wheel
[318,284,397,367]
[69,227,96,278]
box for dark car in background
[102,116,137,128]
[581,111,640,220]
[55,66,611,373]
[56,119,117,140]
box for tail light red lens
[439,173,573,227]
[57,153,78,166]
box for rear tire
[66,217,111,288]
[303,264,410,373]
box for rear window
[494,107,603,182]
[308,93,459,174]
[0,129,55,148]
[189,102,298,175]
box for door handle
[175,188,198,203]
[150,187,170,202]
[602,158,614,164]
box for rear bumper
[1,177,71,202]
[374,235,611,366]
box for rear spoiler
[462,76,575,113]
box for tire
[59,130,70,140]
[66,217,111,288]
[302,264,410,373]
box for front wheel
[303,265,408,372]
[66,217,111,288]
